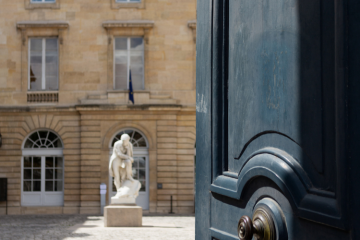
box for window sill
[111,0,145,9]
[25,0,60,9]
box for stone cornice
[102,20,154,29]
[16,21,69,29]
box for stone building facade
[0,0,196,214]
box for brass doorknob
[238,206,276,240]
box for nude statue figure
[109,133,135,192]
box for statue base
[104,205,142,227]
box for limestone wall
[0,106,195,214]
[0,0,196,106]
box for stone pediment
[102,20,154,29]
[16,21,69,29]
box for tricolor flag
[129,69,134,104]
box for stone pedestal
[104,205,142,227]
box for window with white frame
[22,130,64,206]
[29,38,59,91]
[114,37,144,90]
[31,0,56,3]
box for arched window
[21,130,64,206]
[111,129,148,148]
[109,128,149,209]
[24,130,63,149]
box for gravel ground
[0,214,195,240]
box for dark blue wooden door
[196,0,360,239]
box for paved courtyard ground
[0,214,195,240]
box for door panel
[196,0,351,238]
[21,156,64,207]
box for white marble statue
[109,133,141,204]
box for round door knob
[238,215,253,240]
[238,206,276,240]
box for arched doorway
[109,128,149,209]
[21,130,64,206]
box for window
[109,128,149,209]
[114,37,144,90]
[22,130,64,206]
[31,0,56,2]
[29,38,59,91]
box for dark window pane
[30,38,42,52]
[54,181,62,191]
[139,180,146,192]
[46,169,53,180]
[29,132,39,142]
[33,169,41,180]
[131,140,138,147]
[47,132,57,142]
[137,138,147,147]
[53,138,62,148]
[33,157,41,167]
[46,38,58,51]
[132,160,138,169]
[39,131,48,139]
[33,181,41,191]
[132,169,138,179]
[111,138,118,147]
[130,38,143,50]
[115,67,128,89]
[115,38,127,50]
[24,169,32,179]
[138,157,145,168]
[55,157,63,168]
[133,132,142,141]
[45,53,58,91]
[23,181,32,191]
[45,181,53,192]
[24,157,32,168]
[129,64,143,90]
[139,169,145,179]
[46,157,53,168]
[24,139,34,148]
[124,130,133,136]
[29,55,43,91]
[55,169,63,180]
[34,139,42,146]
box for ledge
[102,20,154,29]
[17,21,69,29]
[25,0,60,9]
[111,0,145,9]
